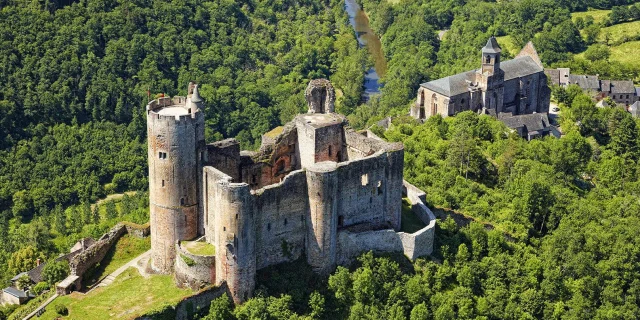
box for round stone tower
[305,161,338,275]
[214,183,256,304]
[147,83,205,273]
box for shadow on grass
[81,242,119,290]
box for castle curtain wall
[254,170,308,270]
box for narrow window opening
[180,198,185,206]
[377,181,383,195]
[252,175,257,184]
[235,214,238,220]
[162,179,165,187]
[328,145,332,157]
[361,174,368,186]
[159,152,162,159]
[223,226,226,231]
[338,215,344,227]
[370,197,373,203]
[284,218,288,226]
[188,108,192,113]
[267,223,271,231]
[300,215,304,222]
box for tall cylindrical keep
[214,183,256,304]
[305,161,338,275]
[147,90,205,273]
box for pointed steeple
[191,84,202,103]
[482,36,502,54]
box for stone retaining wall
[135,284,228,320]
[69,224,127,278]
[336,180,436,264]
[174,241,215,290]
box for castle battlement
[147,79,435,304]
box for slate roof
[420,71,475,96]
[10,272,28,282]
[482,37,502,54]
[420,56,543,96]
[568,75,600,91]
[501,56,544,80]
[3,287,29,298]
[606,80,636,94]
[500,113,550,132]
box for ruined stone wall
[254,170,308,270]
[206,139,241,182]
[123,222,151,238]
[238,123,300,190]
[69,224,127,278]
[344,129,386,160]
[335,151,389,229]
[174,242,215,290]
[147,102,203,273]
[336,180,435,264]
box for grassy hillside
[599,20,640,42]
[571,8,611,24]
[610,41,640,69]
[40,268,191,320]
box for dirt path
[86,249,152,294]
[91,191,137,210]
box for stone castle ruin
[146,80,435,304]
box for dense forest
[1,0,640,318]
[0,0,369,289]
[349,0,640,127]
[202,90,640,319]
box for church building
[411,37,551,137]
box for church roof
[420,56,543,97]
[501,56,544,80]
[420,71,476,96]
[482,37,501,54]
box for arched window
[485,55,491,64]
[431,94,438,115]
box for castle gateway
[411,37,552,139]
[147,80,435,304]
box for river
[344,0,387,101]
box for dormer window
[485,55,491,64]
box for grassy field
[571,9,611,24]
[181,241,215,256]
[609,41,640,69]
[82,235,151,288]
[39,268,192,320]
[400,198,427,233]
[598,20,640,43]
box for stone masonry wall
[335,180,435,264]
[174,241,215,290]
[335,151,389,229]
[254,170,308,270]
[69,224,127,278]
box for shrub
[32,282,49,296]
[42,260,69,286]
[55,304,68,316]
[181,254,196,267]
